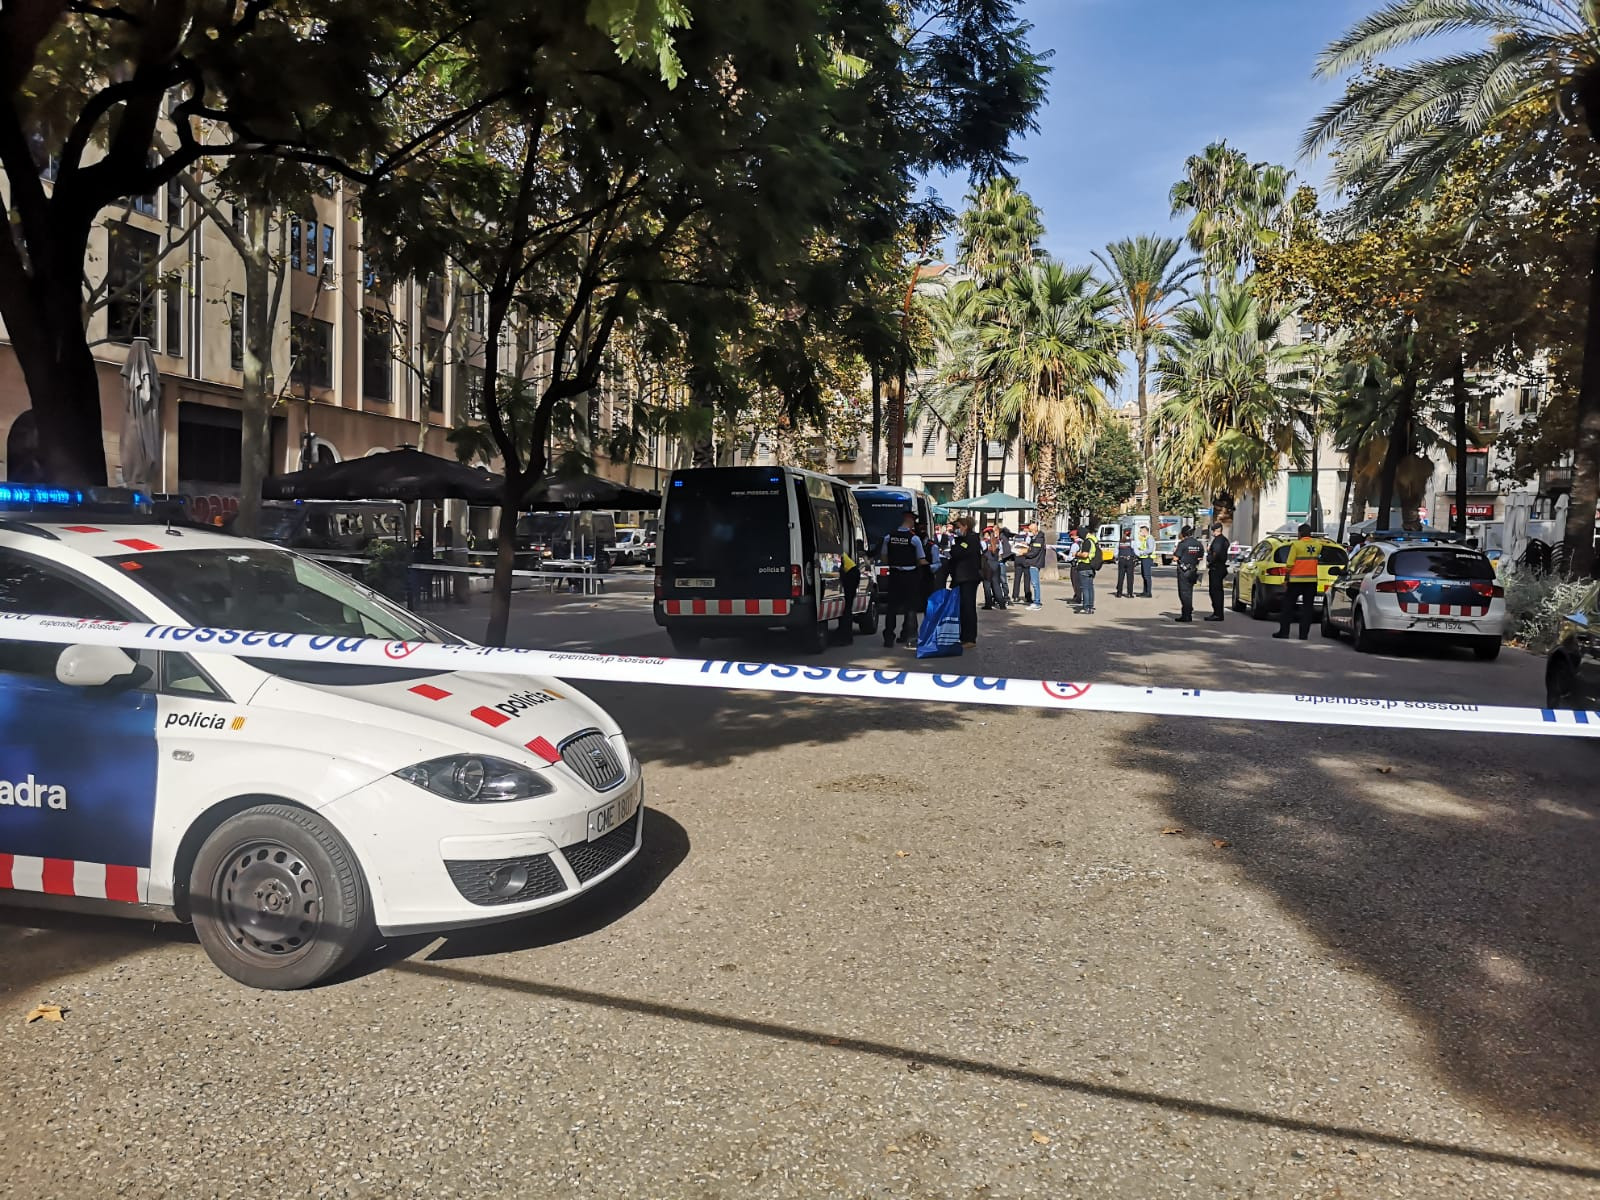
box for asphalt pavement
[3,565,1599,1199]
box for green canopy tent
[948,491,1035,515]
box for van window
[856,489,916,552]
[663,469,790,577]
[811,495,843,557]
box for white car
[0,497,643,989]
[1320,533,1505,660]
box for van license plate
[677,577,715,589]
[587,780,641,841]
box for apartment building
[0,158,676,522]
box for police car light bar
[0,483,149,513]
[1373,529,1466,544]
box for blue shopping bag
[916,587,963,659]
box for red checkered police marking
[471,706,511,728]
[664,599,791,616]
[0,854,147,902]
[1398,600,1490,617]
[61,525,104,534]
[115,538,161,552]
[409,683,452,701]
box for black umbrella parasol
[262,449,503,503]
[520,472,660,512]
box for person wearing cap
[1274,522,1323,640]
[1172,525,1204,622]
[1204,521,1229,622]
[878,509,928,649]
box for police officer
[1072,527,1101,614]
[944,516,984,646]
[1274,522,1322,640]
[1205,521,1230,622]
[879,510,928,649]
[1172,525,1204,622]
[1134,523,1155,597]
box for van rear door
[660,468,793,604]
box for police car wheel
[856,601,879,634]
[1472,637,1501,662]
[1351,608,1377,655]
[189,805,372,991]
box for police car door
[0,549,160,903]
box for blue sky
[928,0,1400,267]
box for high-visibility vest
[1134,529,1153,557]
[1286,537,1322,581]
[1074,535,1099,564]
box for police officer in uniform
[1205,521,1230,621]
[879,510,928,649]
[1172,525,1204,622]
[1072,527,1101,614]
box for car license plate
[587,780,641,841]
[677,577,714,588]
[1419,618,1465,631]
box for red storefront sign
[1449,503,1496,520]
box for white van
[655,466,877,654]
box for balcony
[1540,465,1574,497]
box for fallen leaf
[895,850,910,858]
[1030,1131,1051,1146]
[24,1004,64,1025]
[1161,826,1185,836]
[885,1145,901,1154]
[1211,839,1232,850]
[1375,766,1394,774]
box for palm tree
[1153,281,1313,538]
[1304,0,1600,571]
[948,179,1045,496]
[1093,235,1200,538]
[1169,142,1296,291]
[984,261,1124,560]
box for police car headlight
[394,755,554,803]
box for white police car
[0,487,642,989]
[1320,531,1505,660]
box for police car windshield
[105,547,455,683]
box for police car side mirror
[55,644,149,690]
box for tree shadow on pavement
[1113,716,1600,1142]
[0,909,195,999]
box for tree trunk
[1034,441,1060,581]
[870,363,882,484]
[953,397,979,501]
[1375,368,1415,531]
[1453,358,1469,540]
[487,481,522,647]
[1138,348,1160,541]
[1337,440,1359,543]
[234,204,276,536]
[1567,76,1600,575]
[3,214,108,485]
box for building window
[230,202,245,235]
[132,157,158,216]
[166,177,185,228]
[362,248,384,296]
[291,315,333,389]
[425,329,445,412]
[228,292,245,371]
[946,438,959,460]
[463,288,485,335]
[464,367,485,419]
[362,311,392,401]
[424,275,444,320]
[1518,379,1546,415]
[1465,449,1490,492]
[105,223,161,344]
[1286,471,1312,522]
[321,224,335,280]
[164,281,183,358]
[290,216,302,271]
[921,420,939,456]
[304,218,318,275]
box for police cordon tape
[0,611,1596,739]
